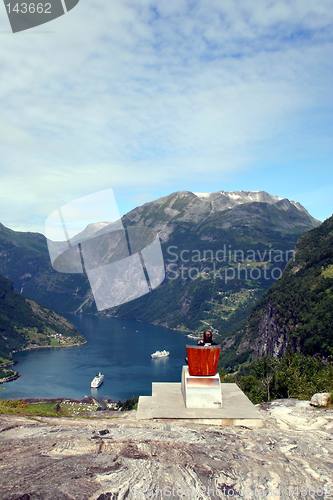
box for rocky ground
[0,399,332,500]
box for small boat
[151,350,170,359]
[187,334,201,339]
[90,372,104,388]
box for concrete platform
[181,366,222,409]
[137,382,263,426]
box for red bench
[186,345,221,376]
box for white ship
[187,334,201,339]
[90,372,104,388]
[151,350,170,359]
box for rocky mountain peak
[193,190,310,213]
[74,190,318,244]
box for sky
[0,0,332,233]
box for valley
[0,190,328,372]
[2,4,332,497]
[0,191,332,396]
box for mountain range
[0,191,320,364]
[102,190,319,336]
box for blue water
[0,316,193,401]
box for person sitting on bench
[197,329,216,346]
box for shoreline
[0,338,87,385]
[94,311,190,335]
[18,339,87,353]
[0,372,20,384]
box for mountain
[71,221,111,243]
[237,214,333,360]
[0,191,319,341]
[0,274,83,364]
[121,190,318,235]
[0,223,90,313]
[104,191,319,335]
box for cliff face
[244,303,299,357]
[238,214,333,359]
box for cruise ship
[90,372,104,388]
[151,350,170,359]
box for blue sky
[0,0,332,232]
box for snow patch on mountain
[193,192,210,198]
[193,190,309,214]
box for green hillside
[238,214,333,360]
[0,274,84,368]
[113,193,319,336]
[0,223,89,313]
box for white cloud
[0,0,332,230]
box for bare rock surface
[0,400,332,499]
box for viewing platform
[137,340,262,426]
[137,379,262,426]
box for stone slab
[181,366,222,409]
[137,382,262,426]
